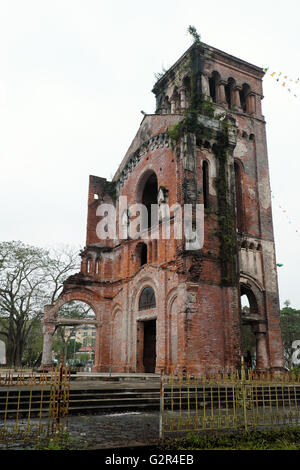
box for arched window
[183,75,191,106]
[240,284,259,314]
[163,95,171,114]
[171,87,180,113]
[95,258,101,275]
[234,161,245,233]
[209,71,220,103]
[202,160,209,209]
[87,258,93,274]
[240,84,251,113]
[139,287,156,310]
[225,77,236,109]
[141,172,158,229]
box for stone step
[1,384,300,418]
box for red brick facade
[42,42,285,375]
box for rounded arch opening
[56,300,95,319]
[209,71,220,103]
[138,286,156,311]
[137,286,157,373]
[240,284,259,315]
[225,77,236,108]
[240,285,260,369]
[137,171,158,230]
[53,300,97,369]
[240,83,251,113]
[163,95,171,114]
[171,86,180,112]
[183,75,191,104]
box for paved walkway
[67,375,161,449]
[67,411,160,450]
[1,374,161,450]
[0,411,160,450]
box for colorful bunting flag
[271,191,300,239]
[263,67,299,99]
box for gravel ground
[66,411,160,449]
[0,411,160,450]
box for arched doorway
[239,282,269,371]
[53,300,97,370]
[41,293,99,370]
[137,286,157,373]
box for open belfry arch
[41,289,102,368]
[42,40,285,374]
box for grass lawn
[161,427,300,450]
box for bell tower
[151,40,284,373]
[42,40,285,375]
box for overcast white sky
[0,0,299,308]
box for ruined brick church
[41,40,285,375]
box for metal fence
[159,361,300,440]
[0,363,70,447]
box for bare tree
[0,241,80,367]
[46,244,81,304]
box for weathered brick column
[254,323,269,371]
[41,305,56,369]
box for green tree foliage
[280,300,300,368]
[187,25,201,45]
[53,300,93,365]
[53,330,82,363]
[22,317,43,366]
[0,241,80,367]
